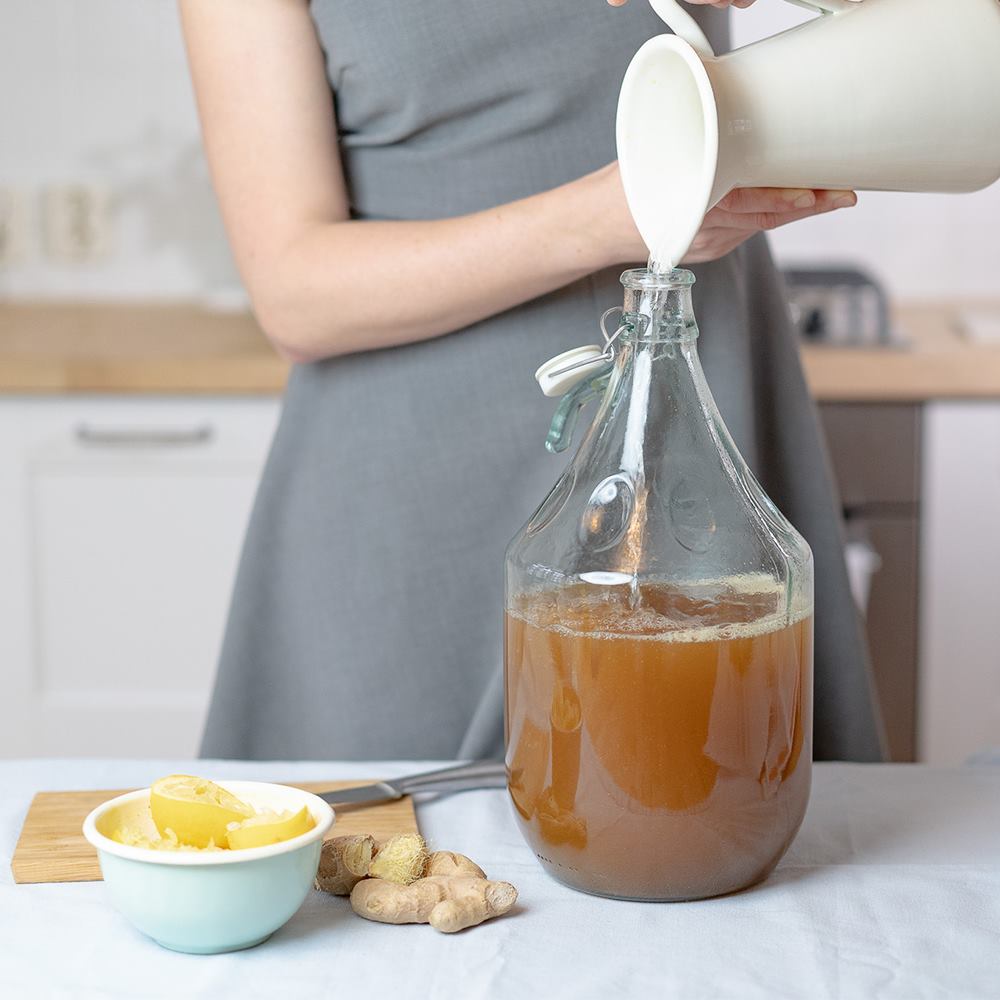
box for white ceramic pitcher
[617,0,1000,267]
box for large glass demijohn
[504,267,814,901]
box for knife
[315,760,508,806]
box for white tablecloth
[2,759,999,1000]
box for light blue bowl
[82,780,335,954]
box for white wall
[0,1,997,303]
[731,3,1000,301]
[0,0,241,302]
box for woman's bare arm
[180,0,854,363]
[179,0,640,362]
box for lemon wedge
[150,775,254,849]
[226,805,315,850]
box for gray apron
[201,0,883,763]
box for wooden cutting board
[11,780,419,885]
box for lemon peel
[225,805,315,850]
[149,775,254,848]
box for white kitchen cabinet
[919,402,1000,763]
[0,396,280,758]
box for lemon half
[150,775,254,848]
[225,805,315,850]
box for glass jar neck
[620,268,698,346]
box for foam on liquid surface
[509,572,811,645]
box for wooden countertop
[801,301,1000,402]
[0,302,288,394]
[2,299,1000,401]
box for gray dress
[201,0,883,763]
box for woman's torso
[202,3,881,763]
[314,0,729,221]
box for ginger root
[315,834,378,896]
[367,833,429,885]
[424,850,486,880]
[318,834,517,933]
[351,874,517,933]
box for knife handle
[393,760,507,796]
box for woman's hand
[600,164,856,265]
[602,2,851,262]
[682,186,857,264]
[607,1,759,8]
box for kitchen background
[1,1,998,763]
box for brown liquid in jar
[504,580,812,900]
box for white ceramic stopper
[535,346,608,398]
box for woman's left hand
[682,187,857,264]
[599,163,857,267]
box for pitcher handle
[648,1,716,59]
[782,0,859,14]
[545,369,612,455]
[648,0,859,60]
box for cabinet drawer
[820,403,920,507]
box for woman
[181,0,883,762]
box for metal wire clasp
[546,308,629,381]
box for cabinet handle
[74,424,214,447]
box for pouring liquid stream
[616,252,675,612]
